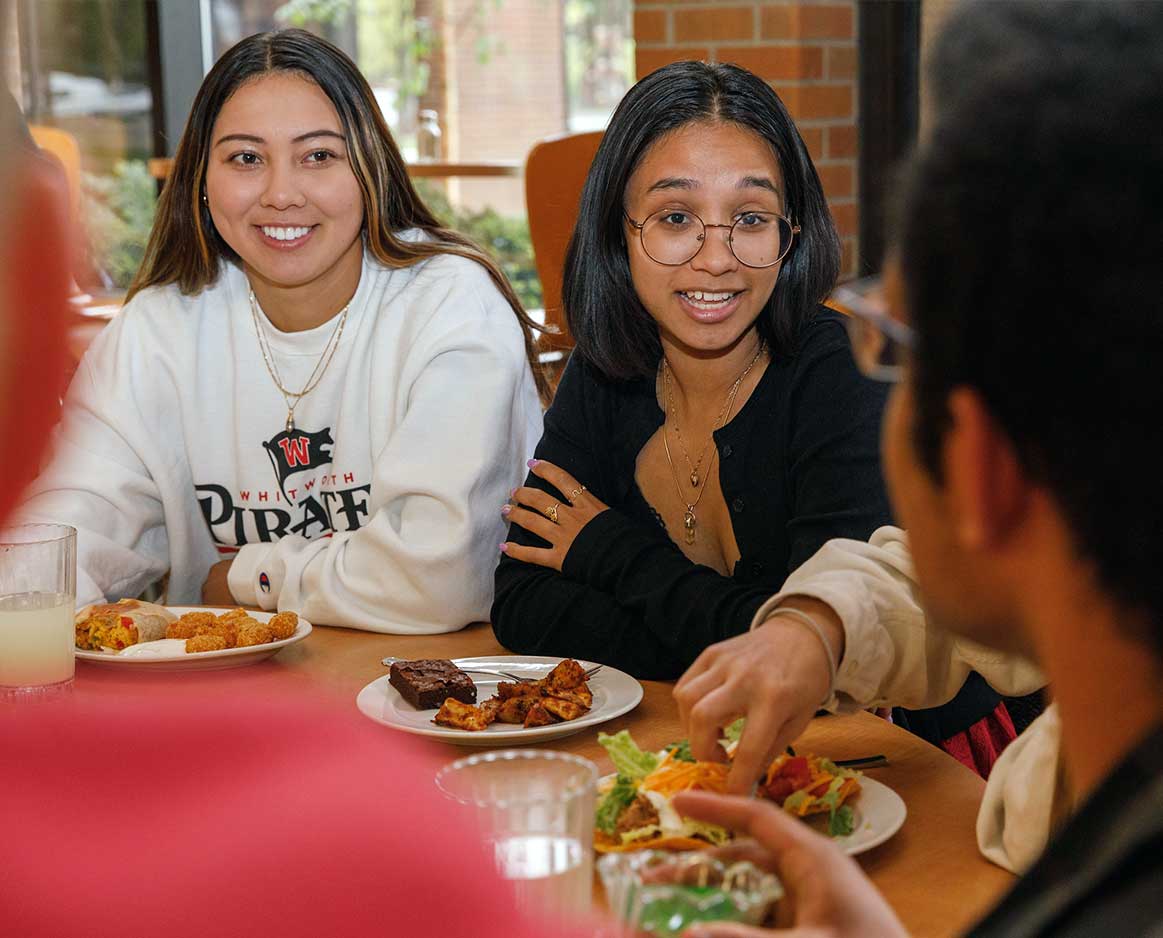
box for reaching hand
[674,599,845,793]
[672,791,908,938]
[499,459,608,572]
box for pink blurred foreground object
[0,672,596,937]
[0,162,69,520]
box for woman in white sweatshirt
[17,29,545,633]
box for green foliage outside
[82,160,157,289]
[415,181,543,311]
[76,164,542,310]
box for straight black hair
[562,60,840,381]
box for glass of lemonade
[0,524,77,698]
[436,749,598,930]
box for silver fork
[381,657,602,683]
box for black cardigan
[492,309,1006,743]
[492,308,892,679]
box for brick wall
[441,0,567,214]
[632,0,859,276]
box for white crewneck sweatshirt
[19,241,543,633]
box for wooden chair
[524,131,603,358]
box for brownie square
[389,659,477,710]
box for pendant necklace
[250,289,350,433]
[661,342,766,544]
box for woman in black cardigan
[492,61,1008,760]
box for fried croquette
[192,618,238,648]
[167,611,216,639]
[235,623,273,647]
[185,634,228,653]
[268,611,298,641]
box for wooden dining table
[74,617,1014,936]
[200,620,1014,938]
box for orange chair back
[524,131,603,353]
[29,125,82,225]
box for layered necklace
[249,289,351,434]
[661,341,766,544]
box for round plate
[75,606,312,671]
[596,773,905,856]
[835,777,907,855]
[356,655,643,746]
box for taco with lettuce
[594,724,864,850]
[594,730,735,853]
[759,752,862,838]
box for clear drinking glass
[598,850,783,936]
[436,749,598,929]
[0,524,77,698]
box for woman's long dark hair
[563,61,840,381]
[130,28,548,401]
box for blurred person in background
[0,86,69,513]
[13,28,546,634]
[673,2,1163,935]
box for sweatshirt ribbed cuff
[228,543,280,611]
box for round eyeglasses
[624,208,801,269]
[830,277,916,383]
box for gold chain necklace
[664,342,765,488]
[249,289,350,433]
[661,342,766,545]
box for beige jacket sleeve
[754,526,1046,710]
[752,526,1058,873]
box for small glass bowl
[598,850,783,936]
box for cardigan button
[732,497,746,513]
[750,561,764,577]
[721,443,734,458]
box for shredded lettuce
[817,776,847,811]
[782,790,811,813]
[818,777,856,838]
[664,739,695,762]
[818,758,859,779]
[681,819,732,846]
[621,824,664,845]
[598,730,660,780]
[828,804,856,837]
[594,775,638,835]
[723,717,746,743]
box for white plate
[356,655,643,746]
[596,774,905,856]
[75,606,312,671]
[833,777,906,855]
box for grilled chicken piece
[523,702,557,727]
[545,686,593,710]
[497,680,542,700]
[433,698,492,731]
[542,697,587,722]
[496,696,538,724]
[540,659,587,691]
[477,699,502,726]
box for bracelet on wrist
[764,606,838,706]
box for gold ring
[568,485,587,502]
[545,502,560,524]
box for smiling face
[622,120,787,356]
[204,71,364,304]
